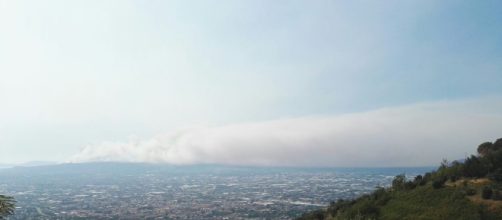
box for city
[0,164,429,219]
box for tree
[494,138,502,151]
[440,158,449,170]
[392,174,406,190]
[0,195,15,218]
[414,175,426,186]
[477,142,494,156]
[462,155,489,177]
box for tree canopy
[0,195,15,219]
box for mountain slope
[298,138,502,220]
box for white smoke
[69,98,502,167]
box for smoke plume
[69,98,502,167]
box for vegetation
[482,186,493,199]
[298,138,502,220]
[0,195,15,219]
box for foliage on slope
[298,138,502,220]
[0,195,15,219]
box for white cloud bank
[69,98,502,167]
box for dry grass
[459,178,502,214]
[468,195,502,213]
[470,178,492,186]
[445,178,492,187]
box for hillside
[298,138,502,220]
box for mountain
[14,161,57,167]
[298,138,502,220]
[0,164,13,169]
[0,161,57,169]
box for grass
[379,184,483,220]
[299,180,502,220]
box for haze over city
[3,1,502,220]
[1,0,502,167]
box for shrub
[404,181,417,190]
[392,174,406,190]
[452,189,467,199]
[414,175,422,182]
[493,190,502,201]
[0,195,15,218]
[356,200,379,219]
[297,209,325,220]
[432,180,444,189]
[432,176,447,189]
[488,169,502,182]
[482,186,493,199]
[465,188,476,196]
[327,199,353,217]
[462,180,468,187]
[414,175,427,186]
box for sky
[1,0,502,166]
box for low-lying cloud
[69,98,502,167]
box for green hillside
[298,138,502,220]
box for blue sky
[1,0,502,165]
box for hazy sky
[1,0,502,165]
